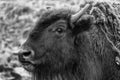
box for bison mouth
[19,55,35,72]
[21,61,35,72]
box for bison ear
[72,14,94,35]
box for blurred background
[0,0,120,80]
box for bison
[18,2,120,80]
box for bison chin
[22,63,35,72]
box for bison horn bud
[71,3,91,23]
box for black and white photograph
[0,0,120,80]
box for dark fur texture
[19,2,120,80]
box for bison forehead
[32,9,73,33]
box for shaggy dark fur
[19,2,120,80]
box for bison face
[19,19,79,72]
[18,4,97,79]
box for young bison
[19,2,120,80]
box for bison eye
[55,28,64,34]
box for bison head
[18,2,120,80]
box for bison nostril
[23,51,31,57]
[22,50,34,58]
